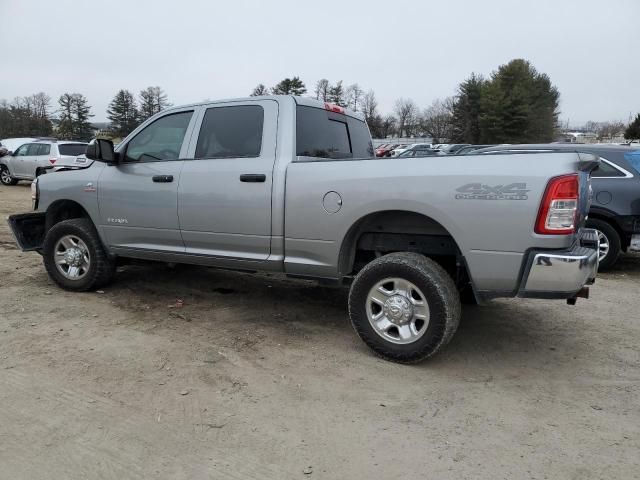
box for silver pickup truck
[7,95,599,362]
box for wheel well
[45,200,91,231]
[338,210,470,290]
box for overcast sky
[1,0,638,125]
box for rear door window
[195,105,264,159]
[36,144,51,156]
[591,159,625,177]
[296,105,373,159]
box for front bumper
[518,229,599,299]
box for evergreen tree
[451,73,484,143]
[107,89,139,138]
[250,84,269,96]
[625,114,640,140]
[139,86,171,121]
[271,77,307,96]
[479,59,559,143]
[327,81,346,106]
[57,93,94,140]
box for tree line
[2,60,639,144]
[0,86,172,141]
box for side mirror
[86,138,116,163]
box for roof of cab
[160,95,366,122]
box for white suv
[0,140,87,185]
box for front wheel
[43,218,116,291]
[348,252,461,363]
[0,165,18,185]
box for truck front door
[178,100,278,262]
[97,109,196,252]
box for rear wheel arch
[337,210,472,292]
[587,211,626,247]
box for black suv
[472,144,640,269]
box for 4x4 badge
[455,182,529,200]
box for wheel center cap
[64,248,83,267]
[383,295,413,324]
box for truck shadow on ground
[101,254,640,368]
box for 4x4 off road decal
[455,183,530,200]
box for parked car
[439,144,471,154]
[380,143,401,157]
[0,140,88,185]
[398,144,439,157]
[473,144,640,269]
[8,96,599,363]
[457,145,497,155]
[374,144,390,157]
[390,143,428,156]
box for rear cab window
[58,143,87,157]
[296,105,373,159]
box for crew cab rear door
[178,99,278,262]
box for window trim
[194,104,265,160]
[593,157,634,179]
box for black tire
[348,252,461,363]
[0,165,19,186]
[43,218,116,291]
[586,218,620,270]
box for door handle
[240,174,266,183]
[152,175,174,183]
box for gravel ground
[1,182,639,480]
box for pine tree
[478,59,559,143]
[327,81,346,106]
[271,77,307,96]
[107,89,139,138]
[451,74,484,143]
[57,93,94,140]
[250,84,269,96]
[625,114,640,140]
[139,86,171,121]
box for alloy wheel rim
[1,169,11,184]
[365,277,430,344]
[596,229,610,262]
[54,235,91,280]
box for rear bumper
[518,229,599,299]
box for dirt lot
[0,183,639,480]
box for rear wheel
[0,165,18,186]
[348,252,461,363]
[586,218,620,270]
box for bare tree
[361,90,378,123]
[314,79,330,101]
[422,97,455,143]
[596,121,626,140]
[381,115,397,138]
[250,84,269,96]
[394,98,417,138]
[345,83,364,111]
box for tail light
[535,174,579,235]
[49,157,58,165]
